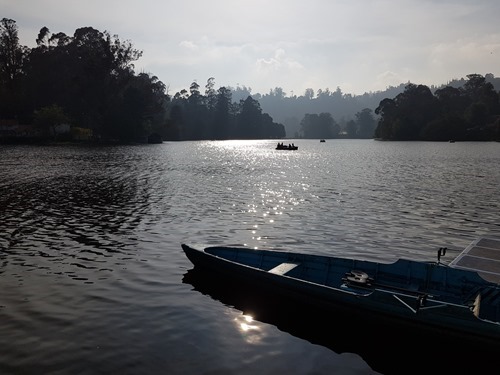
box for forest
[374,76,500,141]
[0,18,284,142]
[1,18,499,143]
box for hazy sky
[3,0,500,96]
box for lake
[1,139,499,374]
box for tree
[214,87,233,139]
[434,86,466,115]
[465,102,489,129]
[205,77,217,110]
[375,98,396,139]
[345,119,357,138]
[374,84,438,140]
[0,18,26,86]
[300,113,316,138]
[179,80,208,139]
[33,104,69,139]
[236,95,261,138]
[462,74,500,119]
[304,88,315,100]
[24,24,147,138]
[0,18,29,118]
[300,112,339,139]
[319,112,340,138]
[165,104,183,140]
[270,86,286,99]
[25,28,71,115]
[420,114,467,141]
[261,113,285,139]
[462,73,487,102]
[355,108,376,138]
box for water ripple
[1,140,499,374]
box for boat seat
[268,262,301,275]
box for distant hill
[232,73,500,138]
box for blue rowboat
[182,238,500,345]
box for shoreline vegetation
[1,18,499,144]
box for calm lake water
[1,139,499,374]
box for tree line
[0,19,284,142]
[166,79,284,140]
[2,18,499,143]
[374,75,500,141]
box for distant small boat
[276,143,298,150]
[320,139,326,142]
[449,140,455,143]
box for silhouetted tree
[300,112,340,139]
[0,18,26,87]
[261,113,285,139]
[205,77,217,111]
[355,108,376,138]
[212,86,232,139]
[0,18,29,118]
[345,119,357,138]
[375,84,438,140]
[165,104,183,140]
[236,96,262,138]
[375,75,500,141]
[20,24,151,141]
[420,114,467,141]
[304,88,315,100]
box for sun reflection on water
[234,314,264,344]
[202,139,311,250]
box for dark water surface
[1,140,499,374]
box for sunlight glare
[234,314,264,344]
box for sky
[3,0,500,97]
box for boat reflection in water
[183,268,500,375]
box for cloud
[430,35,500,66]
[179,40,199,51]
[3,0,500,95]
[374,71,406,90]
[255,49,303,72]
